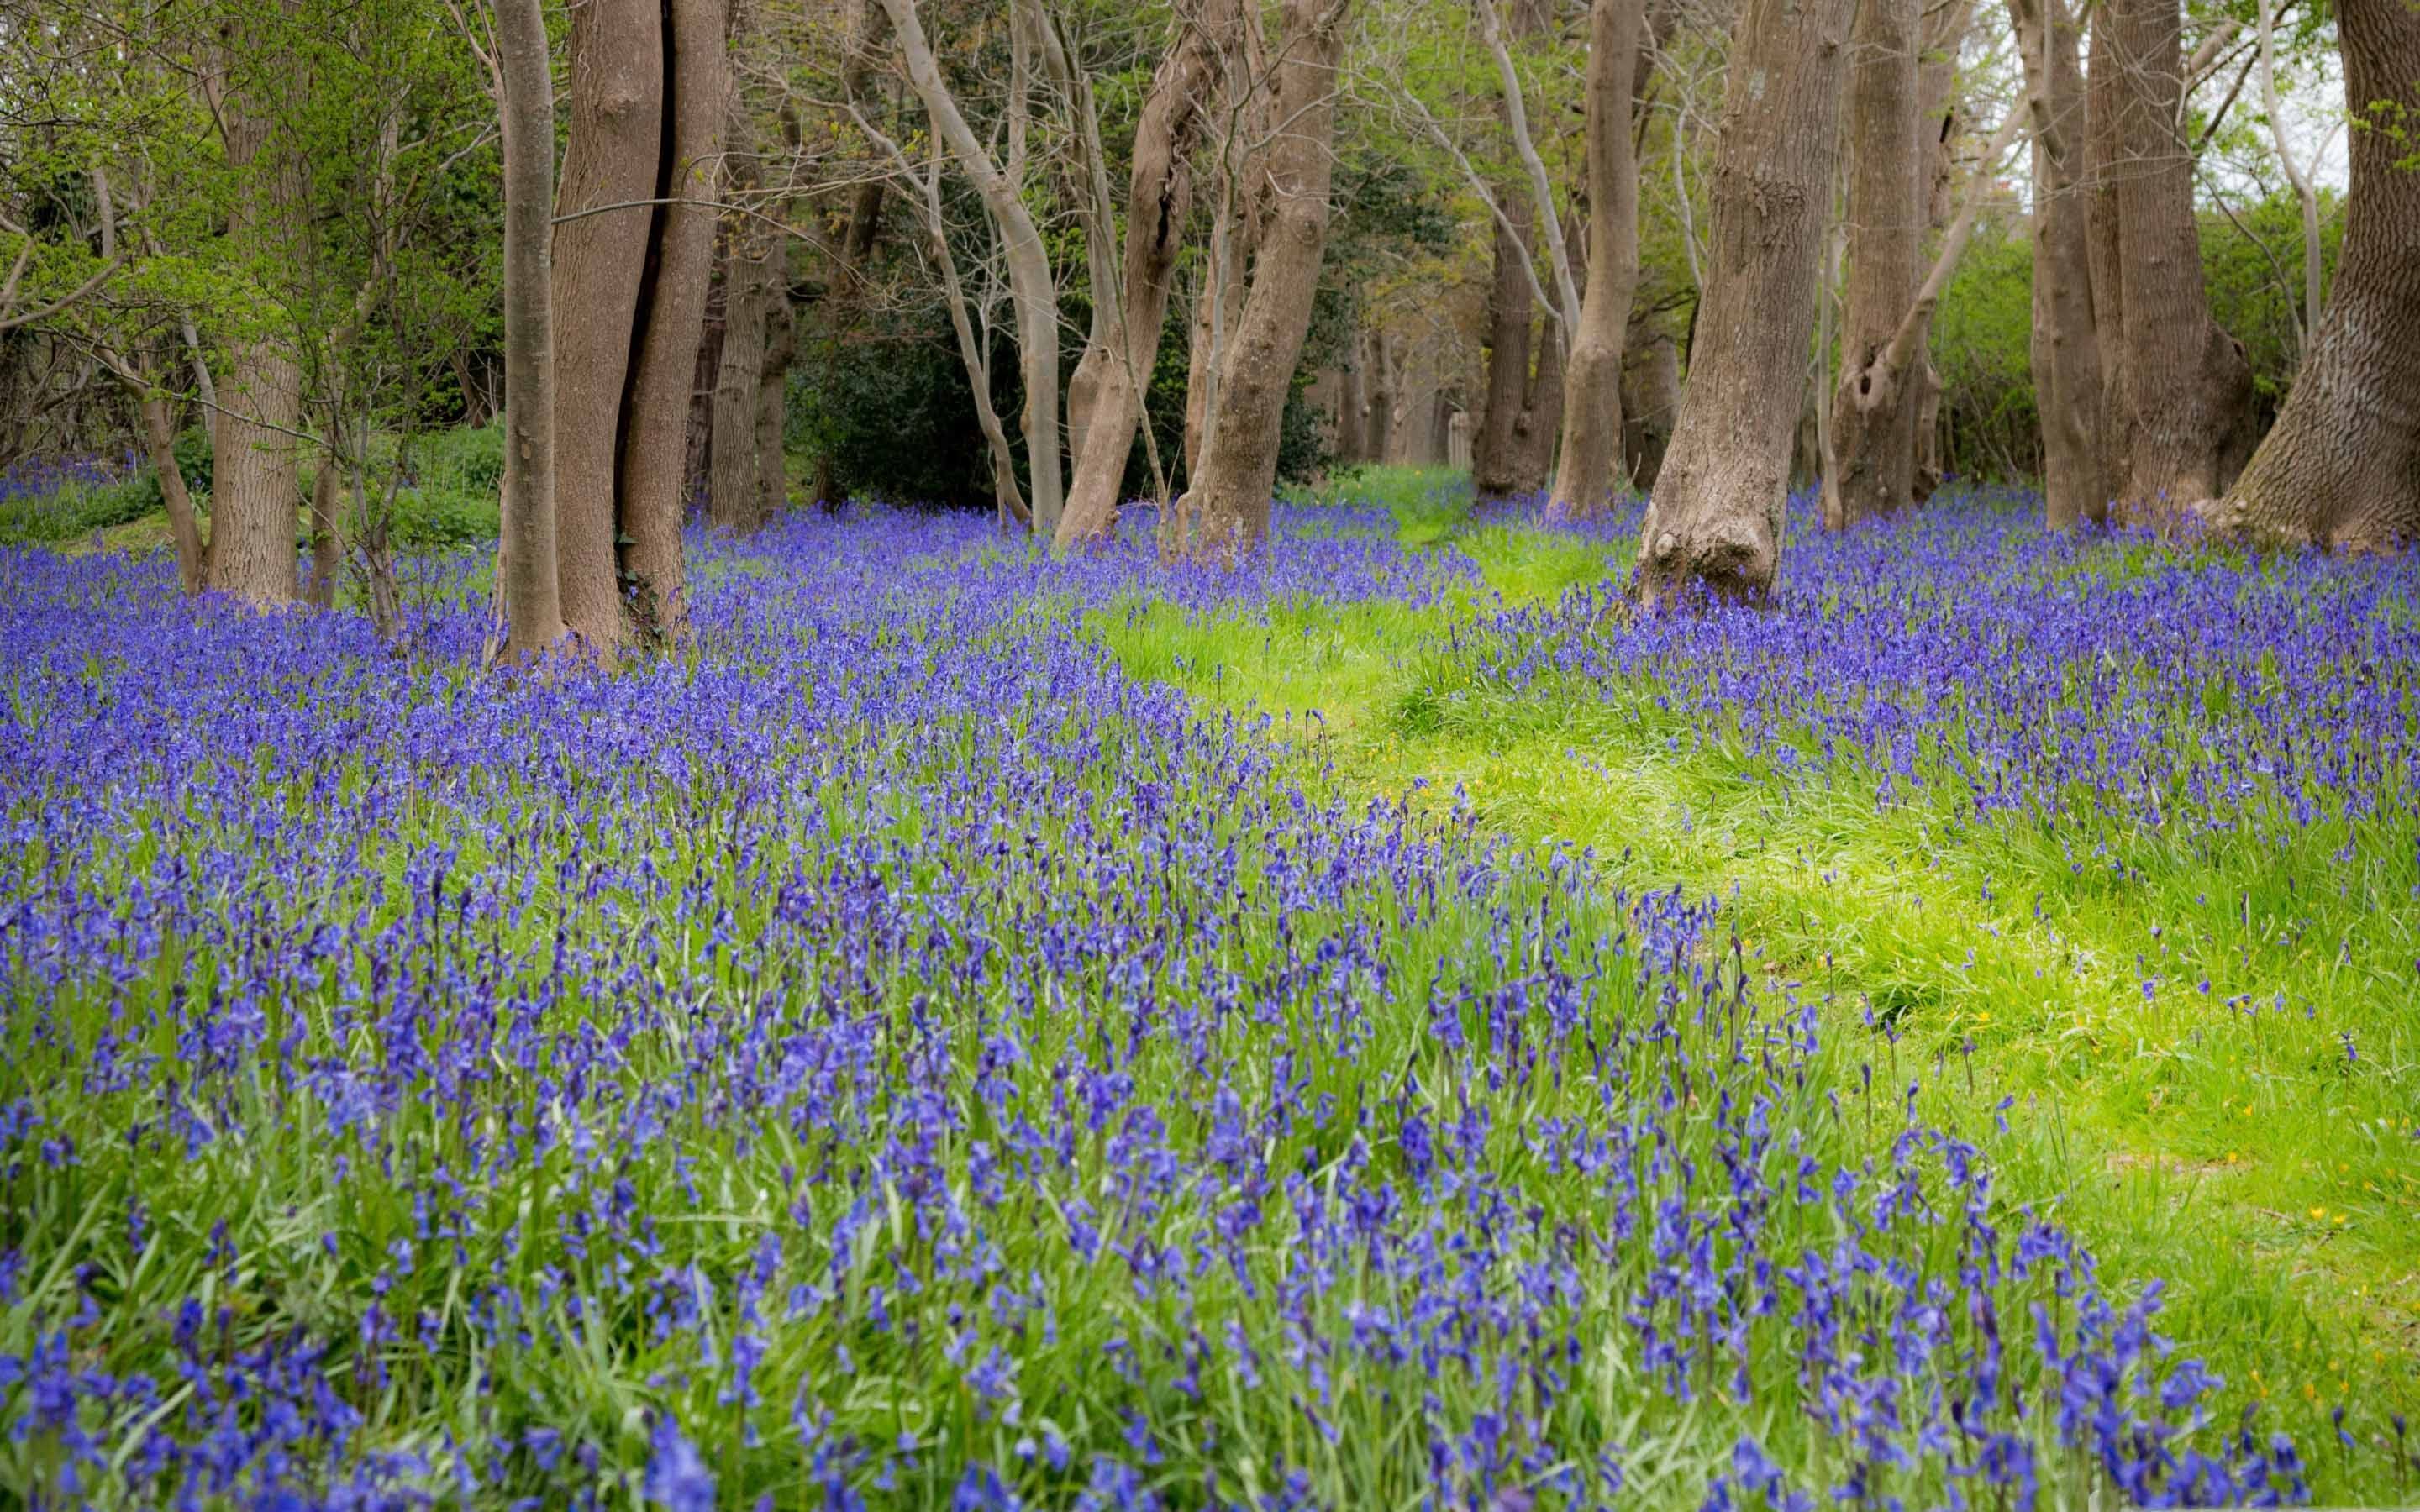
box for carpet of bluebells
[0,498,2360,1509]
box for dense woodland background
[4,0,2407,641]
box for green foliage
[0,473,168,547]
[1929,227,2040,482]
[2202,189,2347,407]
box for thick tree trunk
[617,0,727,641]
[2202,0,2420,549]
[755,291,794,518]
[1055,0,1230,546]
[1365,329,1397,465]
[1336,343,1366,464]
[1547,0,1643,515]
[1633,0,1854,604]
[2104,0,2257,513]
[208,92,302,606]
[2012,0,2107,528]
[1517,296,1565,486]
[711,224,776,533]
[307,444,343,609]
[1164,0,1352,562]
[497,0,567,661]
[2084,7,2129,488]
[1474,204,1539,496]
[551,0,662,655]
[1823,0,1924,530]
[1619,331,1680,491]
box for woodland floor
[7,465,2418,1506]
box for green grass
[1093,489,2420,1497]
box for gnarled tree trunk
[1164,0,1352,562]
[2012,0,2107,528]
[2102,0,2256,513]
[1823,0,1923,529]
[1055,0,1232,546]
[2202,0,2420,550]
[1633,0,1854,603]
[1546,0,1643,515]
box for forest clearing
[5,0,2420,1501]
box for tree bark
[2201,0,2420,550]
[755,290,793,518]
[1547,0,1643,515]
[2084,4,2130,490]
[1633,0,1855,604]
[551,0,663,655]
[1473,202,1539,495]
[2103,0,2257,513]
[208,80,303,606]
[1619,330,1680,491]
[1055,0,1232,546]
[140,384,208,594]
[2012,0,2108,528]
[1365,328,1397,465]
[307,441,343,610]
[1823,0,1924,529]
[1164,0,1353,562]
[711,226,777,533]
[617,0,728,640]
[1336,339,1367,463]
[497,0,567,662]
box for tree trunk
[1164,0,1352,562]
[1633,0,1854,604]
[1474,203,1539,495]
[617,0,727,641]
[551,0,663,655]
[755,290,794,519]
[1336,340,1367,464]
[1619,330,1680,491]
[2202,0,2420,549]
[140,385,207,594]
[711,223,776,532]
[1547,0,1643,515]
[497,0,567,661]
[1518,295,1565,486]
[2012,0,2107,528]
[2084,6,2129,491]
[1055,0,1231,546]
[1365,328,1397,465]
[1823,0,1924,529]
[307,442,343,609]
[2104,0,2257,513]
[208,87,303,606]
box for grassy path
[1094,478,2420,1499]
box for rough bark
[1632,0,1855,604]
[618,0,728,639]
[208,71,303,606]
[307,443,343,610]
[141,385,207,594]
[711,230,777,532]
[1164,0,1352,562]
[1365,328,1397,465]
[1055,0,1231,546]
[1518,302,1565,485]
[1336,340,1367,463]
[1619,331,1680,491]
[1823,0,1925,530]
[2201,0,2420,550]
[1547,0,1644,515]
[1183,0,1271,482]
[551,0,663,655]
[881,0,1063,535]
[2012,0,2107,528]
[2104,0,2257,513]
[497,0,567,662]
[1473,202,1539,495]
[755,286,794,518]
[711,113,776,534]
[2084,5,2129,486]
